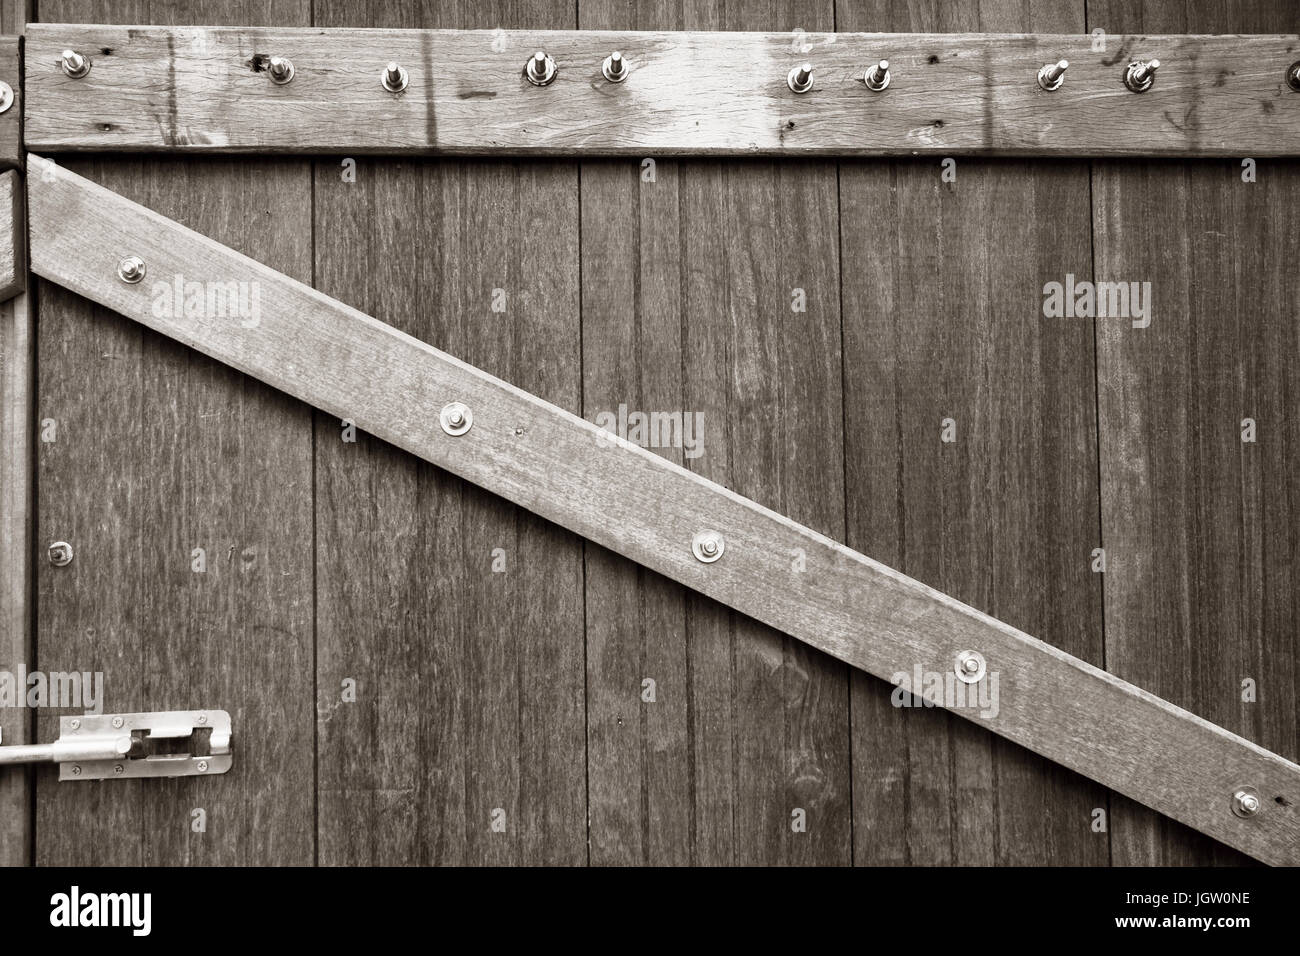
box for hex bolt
[954,649,986,684]
[864,59,891,91]
[381,61,409,93]
[1288,61,1300,92]
[440,402,473,436]
[787,62,814,94]
[48,541,74,567]
[60,49,91,78]
[691,530,725,564]
[602,51,628,83]
[117,255,147,284]
[1038,58,1068,91]
[1232,788,1262,818]
[197,760,209,773]
[267,55,295,85]
[526,50,557,86]
[1124,58,1160,92]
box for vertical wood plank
[581,0,852,865]
[0,0,32,873]
[1091,0,1300,866]
[837,0,1109,864]
[34,0,314,865]
[312,0,587,865]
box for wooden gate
[1,0,1297,867]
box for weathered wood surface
[0,169,24,300]
[312,0,586,866]
[838,0,1110,866]
[23,24,1300,157]
[581,0,851,867]
[0,36,19,169]
[28,157,1300,865]
[0,0,31,871]
[1093,0,1300,866]
[32,0,315,866]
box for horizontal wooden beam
[27,156,1300,864]
[23,25,1300,157]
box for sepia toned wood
[0,36,18,169]
[311,0,587,867]
[838,0,1110,866]
[0,169,24,300]
[23,23,1300,158]
[28,158,1300,865]
[0,0,32,871]
[580,0,851,867]
[1092,0,1300,867]
[32,0,314,867]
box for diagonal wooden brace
[25,156,1300,865]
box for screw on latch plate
[48,541,73,566]
[955,649,986,683]
[1232,787,1262,818]
[0,710,234,781]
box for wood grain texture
[23,24,1300,157]
[312,0,587,867]
[0,36,18,169]
[1092,0,1300,867]
[580,0,851,867]
[0,169,21,300]
[33,0,314,867]
[838,0,1110,866]
[28,157,1300,865]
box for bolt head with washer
[864,60,891,91]
[440,402,473,436]
[49,541,74,567]
[381,61,409,93]
[1124,59,1159,93]
[1037,59,1068,92]
[267,55,295,85]
[526,51,557,86]
[1232,787,1261,817]
[602,51,628,83]
[954,649,986,683]
[117,255,147,284]
[691,530,725,563]
[60,49,91,78]
[787,63,814,94]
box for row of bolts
[54,46,1276,825]
[51,254,1276,822]
[59,47,1300,94]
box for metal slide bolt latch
[692,530,725,563]
[60,49,91,78]
[526,50,557,86]
[117,255,147,284]
[267,55,295,85]
[381,61,409,93]
[1124,58,1160,92]
[1232,787,1262,818]
[787,63,814,94]
[1038,59,1068,91]
[602,51,628,83]
[955,649,986,683]
[440,402,473,436]
[48,541,73,566]
[0,711,233,781]
[1287,61,1300,92]
[864,59,891,91]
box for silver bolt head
[440,402,473,436]
[268,55,295,84]
[865,60,891,91]
[197,713,207,724]
[60,49,90,78]
[48,541,74,566]
[526,50,557,86]
[1125,59,1158,92]
[602,51,628,83]
[381,61,409,93]
[111,716,124,728]
[787,62,814,93]
[691,530,725,563]
[954,650,986,683]
[1038,59,1068,91]
[117,255,147,284]
[69,718,81,730]
[1232,788,1261,817]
